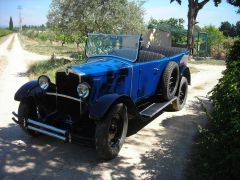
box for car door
[137,60,162,99]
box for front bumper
[12,110,95,146]
[12,112,70,142]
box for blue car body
[14,33,190,142]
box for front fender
[89,94,137,120]
[14,80,45,101]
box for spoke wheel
[161,61,180,101]
[172,77,188,111]
[18,101,41,137]
[95,103,128,160]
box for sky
[0,0,239,28]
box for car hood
[69,57,132,77]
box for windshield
[86,33,141,62]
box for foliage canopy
[47,0,145,35]
[187,40,240,179]
[9,16,13,31]
[147,17,187,46]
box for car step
[139,97,177,118]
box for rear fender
[180,66,191,85]
[174,66,191,96]
[89,94,137,120]
[14,80,45,101]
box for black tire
[18,101,40,137]
[162,61,180,101]
[172,77,188,111]
[95,103,128,160]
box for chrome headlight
[77,83,90,98]
[38,75,50,90]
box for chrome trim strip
[28,119,66,135]
[57,69,86,76]
[140,103,156,114]
[130,65,133,98]
[28,125,66,141]
[79,73,82,114]
[46,92,82,102]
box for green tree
[219,21,232,37]
[9,16,13,30]
[56,31,73,46]
[47,0,145,40]
[219,21,240,37]
[147,17,186,45]
[226,0,240,12]
[170,0,240,50]
[194,25,202,33]
[170,0,216,50]
[235,21,240,36]
[202,25,224,55]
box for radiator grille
[56,72,79,98]
[56,72,80,116]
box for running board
[140,97,177,118]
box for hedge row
[187,40,240,179]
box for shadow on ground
[129,97,211,179]
[0,122,138,179]
[0,97,210,179]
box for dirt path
[0,35,225,180]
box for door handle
[153,68,159,71]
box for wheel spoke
[108,113,123,148]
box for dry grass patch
[19,35,84,59]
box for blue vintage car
[13,33,190,160]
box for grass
[19,35,84,59]
[189,58,226,66]
[0,29,12,37]
[28,58,84,82]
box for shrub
[208,41,240,178]
[210,38,235,60]
[225,40,240,66]
[186,40,240,179]
[210,43,226,60]
[203,25,225,56]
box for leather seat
[142,45,187,57]
[139,50,165,62]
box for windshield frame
[85,33,141,62]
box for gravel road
[0,34,225,180]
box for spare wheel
[161,61,179,100]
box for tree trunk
[187,0,210,53]
[187,0,196,52]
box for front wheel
[172,77,188,111]
[95,103,128,160]
[18,101,40,137]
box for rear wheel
[172,77,188,111]
[95,103,128,160]
[18,101,40,137]
[161,61,179,101]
